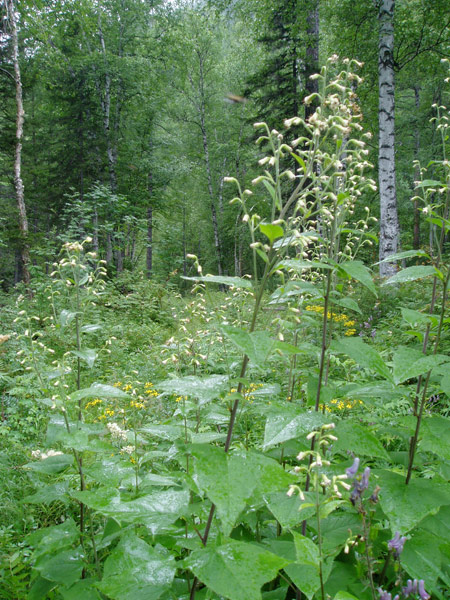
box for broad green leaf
[60,579,101,600]
[80,323,102,333]
[416,179,443,187]
[140,424,185,441]
[376,249,429,264]
[182,275,253,289]
[84,459,135,487]
[401,307,432,327]
[285,532,332,599]
[221,326,277,366]
[263,408,328,450]
[59,309,76,328]
[329,296,362,315]
[334,593,360,600]
[314,512,362,556]
[401,529,450,589]
[72,488,189,533]
[260,223,284,244]
[345,381,402,399]
[22,481,69,505]
[28,576,56,600]
[70,383,129,402]
[264,491,313,529]
[278,259,333,272]
[184,539,289,600]
[191,445,295,535]
[34,547,84,587]
[441,373,450,397]
[338,260,376,296]
[331,337,392,381]
[382,265,436,285]
[419,415,450,460]
[72,349,97,368]
[333,422,389,460]
[378,470,450,532]
[158,375,229,406]
[24,453,73,475]
[420,505,450,541]
[28,519,79,559]
[96,532,175,600]
[392,346,449,384]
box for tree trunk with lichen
[378,0,400,277]
[8,0,31,288]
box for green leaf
[263,407,329,450]
[416,179,443,188]
[329,296,362,315]
[96,532,175,600]
[191,445,296,535]
[221,326,277,366]
[70,383,129,402]
[284,532,332,599]
[420,415,450,460]
[338,260,376,296]
[60,579,101,600]
[332,422,389,460]
[23,453,73,475]
[23,481,69,505]
[84,459,135,487]
[184,539,289,600]
[34,548,84,587]
[401,307,432,327]
[72,488,189,534]
[59,309,76,328]
[331,337,392,381]
[264,491,312,529]
[80,323,102,333]
[378,470,450,532]
[140,424,185,441]
[158,375,229,406]
[182,275,253,288]
[260,223,284,244]
[376,249,429,264]
[28,519,79,559]
[382,265,436,285]
[278,259,333,272]
[72,349,97,368]
[401,529,450,589]
[392,346,449,384]
[333,593,360,600]
[442,373,450,397]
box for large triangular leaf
[158,375,229,406]
[401,529,450,590]
[70,383,129,402]
[378,470,450,533]
[332,422,389,460]
[338,260,376,296]
[382,265,436,285]
[331,337,392,381]
[96,532,175,600]
[419,415,450,461]
[263,407,328,450]
[191,445,296,535]
[182,275,253,289]
[221,326,277,366]
[392,346,449,384]
[184,539,290,600]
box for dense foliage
[1,2,450,600]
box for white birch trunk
[8,0,31,287]
[378,0,400,278]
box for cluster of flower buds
[388,531,407,559]
[378,579,430,600]
[345,456,372,505]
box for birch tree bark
[7,0,31,288]
[378,0,400,277]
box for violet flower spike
[418,580,430,600]
[360,466,370,491]
[402,579,417,597]
[388,531,407,557]
[346,457,360,479]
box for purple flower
[346,457,360,479]
[388,531,407,557]
[377,589,399,600]
[418,580,430,600]
[371,328,376,339]
[403,579,429,599]
[350,466,371,505]
[360,466,370,490]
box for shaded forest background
[1,0,450,287]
